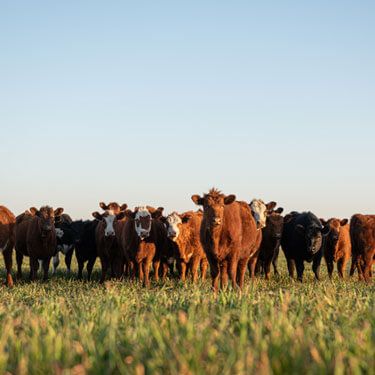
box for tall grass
[0,258,374,374]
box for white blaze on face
[250,199,267,229]
[55,228,64,239]
[103,211,116,237]
[166,213,181,241]
[135,206,152,239]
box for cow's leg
[363,253,373,283]
[356,256,364,281]
[3,247,14,287]
[144,261,151,288]
[248,256,258,280]
[65,249,73,274]
[237,259,248,289]
[52,253,60,275]
[29,257,38,281]
[295,259,305,282]
[99,257,109,284]
[137,262,144,284]
[349,257,356,277]
[326,259,334,279]
[16,251,23,279]
[42,257,51,281]
[190,257,200,284]
[77,260,84,280]
[153,260,160,282]
[312,252,323,281]
[220,261,228,290]
[87,258,96,281]
[209,259,220,293]
[337,258,346,279]
[264,255,273,281]
[272,247,280,276]
[179,262,187,283]
[200,259,208,281]
[286,258,296,279]
[228,258,239,290]
[161,262,169,282]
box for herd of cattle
[0,188,374,291]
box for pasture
[0,258,373,375]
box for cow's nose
[213,218,221,226]
[106,231,115,237]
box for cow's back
[0,206,16,247]
[350,214,375,255]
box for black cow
[54,214,75,274]
[256,206,284,279]
[281,211,330,282]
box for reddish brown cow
[350,214,375,282]
[15,206,64,281]
[121,206,167,287]
[192,188,259,292]
[92,202,128,283]
[164,211,208,283]
[321,218,351,279]
[0,206,16,287]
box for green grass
[0,257,374,375]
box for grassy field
[0,257,374,375]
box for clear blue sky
[1,1,374,220]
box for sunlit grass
[0,257,374,374]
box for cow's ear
[99,202,109,210]
[29,207,38,216]
[191,195,204,206]
[152,208,164,219]
[120,204,128,211]
[224,195,236,205]
[92,212,102,220]
[321,225,331,236]
[116,211,126,220]
[54,207,64,217]
[340,219,348,226]
[181,215,192,223]
[159,216,168,224]
[275,207,284,214]
[295,224,305,234]
[266,201,277,211]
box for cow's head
[265,206,284,239]
[30,206,63,237]
[250,200,277,229]
[192,188,235,230]
[296,218,330,255]
[131,206,163,240]
[165,212,191,241]
[321,218,348,261]
[92,202,127,237]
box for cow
[164,211,208,283]
[191,188,259,292]
[247,199,278,279]
[321,218,351,279]
[53,213,75,274]
[121,206,167,287]
[0,206,16,287]
[92,202,128,283]
[281,211,330,282]
[350,214,375,282]
[255,205,284,280]
[15,206,64,281]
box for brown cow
[192,188,259,292]
[350,214,375,282]
[92,202,128,283]
[121,206,167,287]
[15,206,64,281]
[321,218,351,279]
[164,211,208,283]
[0,206,16,287]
